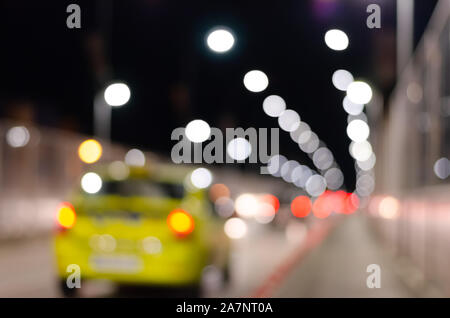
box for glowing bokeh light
[299,132,320,153]
[104,83,131,106]
[293,165,313,188]
[433,157,449,179]
[206,28,235,53]
[305,174,327,197]
[278,109,301,132]
[260,194,280,213]
[350,141,373,162]
[227,138,252,160]
[190,168,213,189]
[291,196,312,218]
[290,122,311,144]
[214,197,235,218]
[56,202,76,229]
[235,193,259,218]
[356,153,376,171]
[346,119,370,142]
[312,147,334,170]
[78,139,103,164]
[312,193,333,219]
[324,29,349,51]
[332,69,354,91]
[324,168,344,190]
[254,202,276,224]
[378,196,400,219]
[81,172,102,194]
[243,70,269,93]
[6,126,30,148]
[185,119,211,143]
[267,154,287,177]
[343,96,364,115]
[167,209,195,236]
[263,95,286,117]
[281,160,300,182]
[125,149,146,167]
[347,81,373,105]
[224,217,247,239]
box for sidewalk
[273,215,421,297]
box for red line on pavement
[249,218,338,298]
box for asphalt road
[0,214,439,298]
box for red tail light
[56,202,76,229]
[167,209,194,237]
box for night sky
[0,0,438,189]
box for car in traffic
[54,163,230,297]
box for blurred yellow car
[54,164,230,297]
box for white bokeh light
[224,217,247,239]
[263,95,286,117]
[254,202,276,224]
[290,122,311,144]
[190,168,213,189]
[324,29,349,51]
[299,132,319,153]
[343,96,364,115]
[243,70,269,93]
[347,81,373,105]
[294,166,313,188]
[305,175,327,197]
[332,69,354,91]
[81,172,103,194]
[278,109,300,132]
[324,168,344,190]
[206,28,235,53]
[214,197,235,218]
[346,119,370,142]
[356,174,375,197]
[350,141,373,162]
[6,126,30,148]
[227,138,252,161]
[235,194,259,218]
[125,149,146,167]
[312,147,334,170]
[104,83,131,106]
[280,160,300,183]
[267,154,287,177]
[433,157,449,179]
[185,119,211,143]
[356,153,376,171]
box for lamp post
[94,82,131,141]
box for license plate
[89,254,143,273]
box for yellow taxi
[54,163,230,297]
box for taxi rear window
[99,180,185,198]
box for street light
[104,83,131,107]
[94,82,131,141]
[206,28,235,53]
[324,29,349,51]
[243,70,269,92]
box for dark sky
[0,0,438,190]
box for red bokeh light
[342,192,360,214]
[261,194,280,213]
[333,190,347,214]
[312,191,333,219]
[291,196,312,218]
